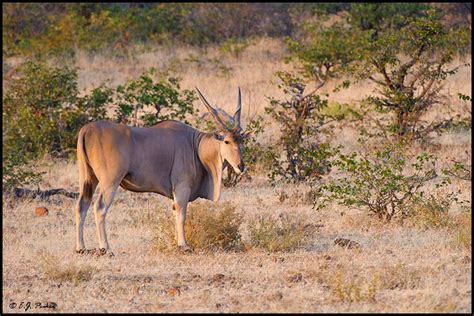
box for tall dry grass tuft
[152,200,243,252]
[38,250,95,284]
[246,212,314,252]
[329,271,379,303]
[452,209,472,251]
[377,263,424,290]
[408,193,453,230]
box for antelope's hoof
[178,245,193,253]
[99,248,115,257]
[75,248,86,255]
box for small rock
[167,287,180,297]
[143,277,153,283]
[212,273,225,283]
[215,303,223,308]
[322,254,332,260]
[35,207,49,217]
[266,291,283,301]
[461,256,471,264]
[286,273,303,283]
[334,238,361,249]
[131,285,140,295]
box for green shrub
[2,61,112,189]
[3,61,111,157]
[442,160,471,181]
[3,3,297,58]
[265,71,338,182]
[316,141,441,221]
[2,153,44,191]
[114,68,197,126]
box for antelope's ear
[214,132,224,141]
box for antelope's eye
[224,140,230,144]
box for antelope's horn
[233,87,242,130]
[196,87,231,132]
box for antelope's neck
[197,134,223,201]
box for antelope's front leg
[172,186,192,252]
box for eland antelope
[75,88,246,255]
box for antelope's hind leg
[75,178,98,253]
[93,182,120,256]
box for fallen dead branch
[4,188,79,200]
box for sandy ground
[2,166,471,313]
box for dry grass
[246,212,314,252]
[329,270,379,303]
[152,201,243,252]
[408,193,453,230]
[2,180,471,312]
[452,210,472,251]
[38,250,95,285]
[2,38,471,313]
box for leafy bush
[316,141,441,221]
[2,154,44,191]
[246,213,314,252]
[2,61,112,189]
[3,61,111,157]
[265,71,338,182]
[350,10,471,139]
[183,3,293,45]
[3,3,193,57]
[442,160,471,181]
[114,68,197,126]
[152,201,243,252]
[286,21,354,86]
